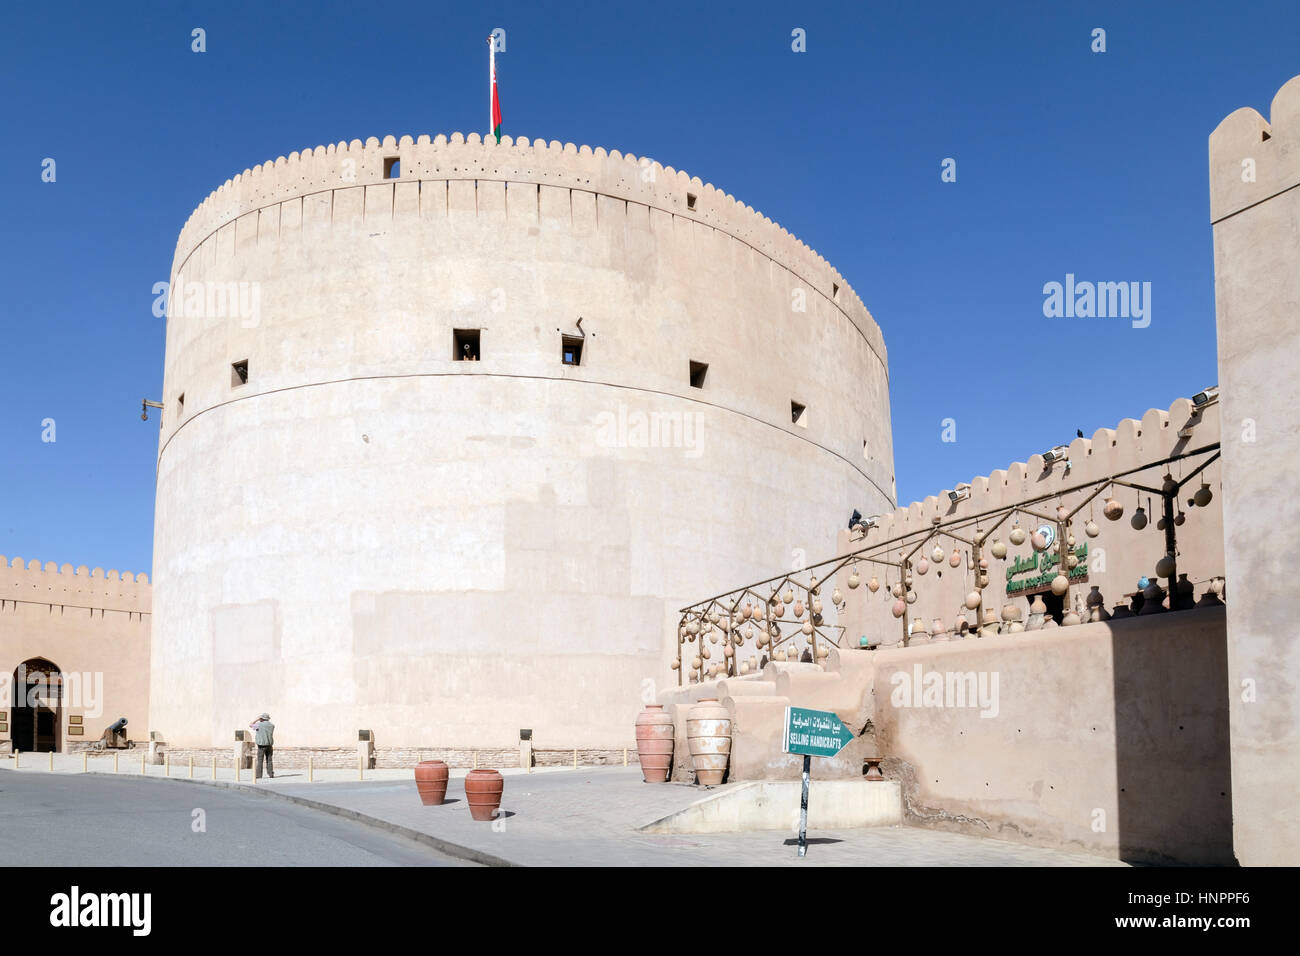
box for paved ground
[0,769,471,866]
[2,758,1128,866]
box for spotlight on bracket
[1042,445,1071,465]
[948,483,971,503]
[1192,385,1220,408]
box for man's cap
[259,713,270,719]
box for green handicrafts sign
[1005,543,1090,595]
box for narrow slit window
[384,156,401,179]
[686,192,697,210]
[231,360,249,387]
[561,334,583,366]
[832,282,840,301]
[453,328,480,361]
[689,361,708,389]
[862,439,869,460]
[791,401,807,427]
[177,393,185,417]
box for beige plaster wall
[152,134,894,747]
[1209,74,1300,866]
[0,558,151,750]
[871,609,1233,864]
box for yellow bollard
[165,753,170,777]
[49,751,54,772]
[308,756,313,783]
[623,748,628,767]
[573,748,578,769]
[189,755,193,779]
[473,751,478,770]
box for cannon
[92,717,134,750]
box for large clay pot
[414,760,449,806]
[686,698,731,786]
[464,768,505,821]
[635,705,674,783]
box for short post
[308,755,313,783]
[49,751,54,772]
[623,747,628,767]
[358,752,364,781]
[188,755,193,779]
[114,753,118,774]
[211,755,216,780]
[573,748,578,769]
[165,753,170,777]
[473,751,478,770]
[141,753,146,776]
[798,754,811,858]
[82,752,87,773]
[12,750,18,770]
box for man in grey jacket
[250,713,275,779]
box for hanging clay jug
[848,571,861,589]
[687,699,731,786]
[832,587,843,605]
[670,658,680,670]
[868,575,880,593]
[891,599,905,618]
[1174,511,1186,526]
[773,601,785,618]
[1155,554,1176,579]
[905,590,917,604]
[1194,483,1213,507]
[801,621,814,635]
[1056,505,1069,521]
[1009,526,1026,546]
[1031,531,1049,552]
[965,590,981,610]
[931,545,945,564]
[811,599,823,615]
[782,587,794,604]
[1051,574,1070,596]
[634,705,675,783]
[990,538,1007,559]
[1131,507,1148,530]
[949,548,962,568]
[891,582,903,598]
[792,600,804,618]
[1103,497,1123,520]
[1085,519,1099,538]
[916,557,929,575]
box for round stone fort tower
[152,132,894,748]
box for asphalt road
[0,772,472,866]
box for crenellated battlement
[172,132,884,360]
[0,556,150,614]
[860,395,1220,541]
[1209,73,1300,223]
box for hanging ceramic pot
[1174,511,1186,526]
[868,575,880,593]
[782,587,794,604]
[792,600,805,618]
[815,644,829,660]
[916,557,929,575]
[1103,497,1123,520]
[964,590,981,610]
[1085,519,1099,538]
[1031,531,1049,551]
[832,587,843,605]
[811,599,823,615]
[741,604,752,620]
[773,601,785,618]
[1067,556,1078,570]
[1131,507,1148,530]
[687,620,700,635]
[1194,483,1213,507]
[977,572,990,588]
[891,599,905,618]
[905,590,917,604]
[723,643,734,658]
[891,582,903,598]
[1009,526,1026,546]
[949,548,962,568]
[1162,474,1179,496]
[691,655,702,669]
[1051,574,1070,596]
[990,538,1007,559]
[670,658,680,670]
[1155,554,1176,579]
[801,621,814,635]
[634,705,675,783]
[1056,505,1069,521]
[931,545,945,564]
[809,575,820,595]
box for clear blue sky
[2,0,1296,576]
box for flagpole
[488,35,495,141]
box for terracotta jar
[414,760,449,806]
[686,698,731,786]
[634,704,675,783]
[464,768,505,821]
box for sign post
[782,705,854,857]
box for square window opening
[384,156,401,179]
[689,360,708,389]
[453,328,481,361]
[791,401,807,427]
[231,360,249,387]
[561,334,584,366]
[686,192,697,210]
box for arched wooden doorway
[11,658,62,753]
